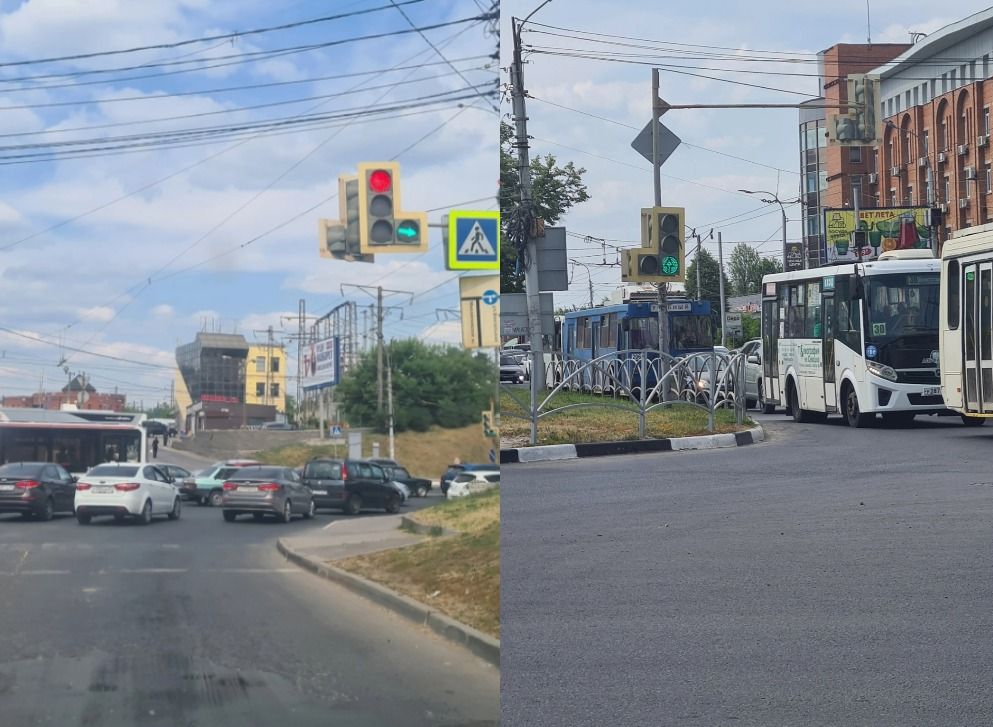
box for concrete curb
[276,538,499,668]
[399,515,459,537]
[501,424,765,464]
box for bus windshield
[865,272,940,339]
[670,315,713,351]
[628,318,659,349]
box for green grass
[334,488,500,638]
[500,386,752,446]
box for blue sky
[0,0,498,406]
[500,0,993,309]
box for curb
[276,538,499,668]
[399,515,459,537]
[501,424,765,464]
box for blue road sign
[330,424,343,437]
[448,210,499,270]
[481,289,499,305]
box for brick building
[1,375,127,411]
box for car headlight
[866,360,897,381]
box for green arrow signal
[661,256,679,275]
[397,221,419,240]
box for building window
[849,146,862,163]
[905,90,911,110]
[941,73,947,93]
[271,383,280,398]
[890,189,897,207]
[986,165,992,194]
[255,356,265,373]
[922,129,929,156]
[255,382,265,397]
[925,178,933,205]
[913,87,919,107]
[985,107,990,137]
[887,140,894,168]
[951,69,957,88]
[985,55,990,80]
[851,177,862,206]
[944,177,951,204]
[271,357,280,373]
[905,186,913,205]
[940,119,948,151]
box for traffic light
[481,409,498,438]
[356,161,428,254]
[317,175,373,262]
[621,206,686,284]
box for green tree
[145,402,177,419]
[500,121,591,292]
[728,243,783,296]
[336,339,494,433]
[684,248,730,314]
[284,395,297,425]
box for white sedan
[390,480,410,503]
[447,470,500,498]
[75,462,182,525]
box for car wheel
[197,496,208,506]
[76,512,91,524]
[39,498,54,521]
[302,499,316,519]
[384,494,401,514]
[278,500,292,523]
[136,500,152,525]
[167,498,182,520]
[415,485,428,498]
[961,414,987,427]
[344,494,362,516]
[844,385,874,428]
[208,490,223,507]
[252,513,266,522]
[223,510,238,522]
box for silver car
[220,465,315,523]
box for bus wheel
[759,382,776,414]
[789,384,810,424]
[844,385,874,428]
[961,414,987,427]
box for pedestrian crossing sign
[448,210,499,270]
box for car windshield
[88,465,140,477]
[393,467,410,479]
[0,463,45,477]
[500,355,521,366]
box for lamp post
[569,259,595,309]
[739,189,791,267]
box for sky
[500,0,993,310]
[0,0,498,407]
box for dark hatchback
[302,458,402,515]
[384,465,432,497]
[0,462,77,520]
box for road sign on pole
[448,210,500,270]
[631,118,681,166]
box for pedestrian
[152,436,159,459]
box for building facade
[1,375,126,412]
[176,333,249,406]
[244,343,286,413]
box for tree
[500,121,591,292]
[336,339,494,433]
[727,243,783,296]
[284,394,297,425]
[145,402,177,419]
[684,249,730,314]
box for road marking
[116,568,189,574]
[205,568,301,574]
[322,521,339,530]
[20,569,71,575]
[161,544,181,549]
[13,549,29,575]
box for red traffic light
[368,169,392,193]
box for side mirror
[747,354,760,365]
[70,475,79,483]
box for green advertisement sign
[823,206,931,263]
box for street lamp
[739,189,792,268]
[568,259,595,309]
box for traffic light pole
[652,69,672,402]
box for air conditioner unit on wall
[938,151,947,163]
[868,172,878,183]
[939,203,949,212]
[918,157,928,167]
[978,135,988,147]
[966,166,977,179]
[959,198,969,208]
[890,166,901,176]
[958,144,969,155]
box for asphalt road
[501,411,993,726]
[0,450,498,727]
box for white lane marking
[82,587,100,593]
[0,567,300,576]
[13,549,29,575]
[161,544,181,549]
[205,568,300,574]
[116,568,189,574]
[20,569,70,575]
[322,520,339,530]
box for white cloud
[151,304,174,319]
[77,306,115,322]
[418,320,462,346]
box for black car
[143,420,169,436]
[384,465,432,497]
[301,458,402,515]
[440,463,493,495]
[0,462,77,520]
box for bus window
[806,282,822,337]
[628,318,659,349]
[947,260,960,330]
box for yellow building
[244,344,286,413]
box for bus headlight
[866,360,898,382]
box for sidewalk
[277,514,500,667]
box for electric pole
[386,349,396,460]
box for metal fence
[501,349,749,445]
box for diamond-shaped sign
[631,120,681,166]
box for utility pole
[266,325,274,408]
[717,231,727,347]
[512,7,551,444]
[652,68,670,363]
[386,349,396,460]
[297,299,304,420]
[693,229,702,298]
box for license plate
[93,486,114,494]
[923,386,941,397]
[238,486,256,492]
[0,484,13,491]
[310,489,326,495]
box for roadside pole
[652,68,672,399]
[717,231,727,348]
[386,349,395,461]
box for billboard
[301,336,340,390]
[823,207,932,263]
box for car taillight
[222,482,238,491]
[15,480,41,489]
[76,482,92,491]
[115,482,140,491]
[258,483,280,492]
[341,462,348,479]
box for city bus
[760,250,945,427]
[0,408,148,473]
[560,296,714,392]
[939,223,992,424]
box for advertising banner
[823,206,931,263]
[301,336,340,390]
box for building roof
[874,7,993,78]
[62,375,96,393]
[195,333,249,351]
